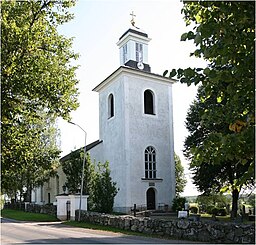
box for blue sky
[58,0,207,196]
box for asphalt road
[1,218,198,244]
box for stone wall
[77,211,255,244]
[26,203,57,216]
[4,202,25,211]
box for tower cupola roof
[117,15,151,72]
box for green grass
[1,209,59,222]
[200,214,231,221]
[198,213,254,223]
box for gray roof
[119,27,148,40]
[60,140,103,162]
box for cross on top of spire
[130,11,136,26]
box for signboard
[178,211,188,218]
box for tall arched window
[108,93,114,118]
[144,90,155,115]
[145,146,156,179]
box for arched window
[108,93,114,118]
[145,146,156,179]
[144,90,155,115]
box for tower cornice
[92,66,177,92]
[117,29,151,47]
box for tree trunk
[24,183,32,202]
[19,188,23,202]
[231,188,239,218]
[26,187,32,203]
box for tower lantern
[117,13,151,72]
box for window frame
[108,93,114,119]
[136,42,143,62]
[145,146,157,179]
[144,89,155,115]
[123,44,128,64]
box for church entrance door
[146,188,156,210]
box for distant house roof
[60,140,103,162]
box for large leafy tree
[2,111,60,201]
[1,0,79,197]
[185,86,254,217]
[174,153,187,197]
[2,0,79,120]
[164,1,255,217]
[9,114,60,202]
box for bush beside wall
[77,211,255,244]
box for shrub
[217,208,227,216]
[210,207,227,216]
[211,207,219,216]
[91,161,118,213]
[172,197,186,212]
[206,205,215,214]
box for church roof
[117,26,151,47]
[119,27,148,40]
[92,66,177,92]
[60,139,103,162]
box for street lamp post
[68,121,87,222]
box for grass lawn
[200,213,231,221]
[1,209,59,222]
[150,213,254,224]
[194,213,254,224]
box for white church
[32,21,176,214]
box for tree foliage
[185,86,254,217]
[91,162,118,213]
[196,193,231,213]
[1,0,79,197]
[247,194,255,208]
[164,1,255,217]
[2,112,61,201]
[2,0,79,121]
[61,151,118,213]
[172,197,186,212]
[61,150,95,195]
[174,153,187,197]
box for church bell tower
[92,15,176,213]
